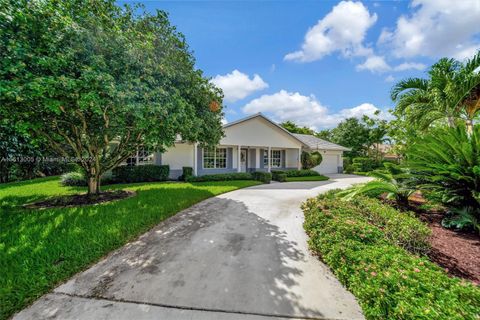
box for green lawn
[286,175,329,182]
[0,177,260,320]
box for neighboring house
[127,113,350,179]
[369,143,400,161]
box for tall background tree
[280,120,315,135]
[0,0,224,193]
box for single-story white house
[127,113,350,179]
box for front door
[240,149,247,172]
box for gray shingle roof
[292,133,351,151]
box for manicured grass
[286,175,329,182]
[303,193,480,320]
[0,177,260,320]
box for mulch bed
[25,190,136,209]
[418,212,480,285]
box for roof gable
[220,114,306,148]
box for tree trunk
[466,119,473,136]
[87,176,99,194]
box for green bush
[407,125,480,212]
[179,166,194,181]
[301,151,322,169]
[252,171,271,184]
[303,195,480,320]
[60,172,86,186]
[186,172,253,182]
[112,165,169,183]
[285,169,320,177]
[352,157,379,172]
[272,171,287,182]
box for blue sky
[122,0,480,130]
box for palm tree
[391,51,480,132]
[453,52,480,134]
[339,162,414,208]
[391,58,459,130]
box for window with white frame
[126,148,154,166]
[203,147,227,169]
[264,150,282,168]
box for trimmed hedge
[303,194,480,319]
[271,170,287,182]
[112,165,169,183]
[178,166,194,181]
[252,171,271,184]
[284,169,320,177]
[186,172,253,182]
[352,157,380,173]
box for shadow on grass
[0,182,255,320]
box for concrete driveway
[14,174,371,320]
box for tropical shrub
[406,125,480,216]
[112,165,169,183]
[442,207,480,234]
[186,172,252,182]
[339,162,414,207]
[303,195,480,320]
[60,172,86,186]
[252,171,272,184]
[301,151,322,169]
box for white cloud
[242,90,390,130]
[393,62,426,71]
[356,55,391,73]
[385,75,395,83]
[356,57,427,74]
[211,70,268,103]
[378,0,480,60]
[284,1,377,62]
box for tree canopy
[0,0,224,193]
[280,121,315,135]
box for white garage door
[313,154,339,174]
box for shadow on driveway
[35,197,326,319]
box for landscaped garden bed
[418,210,480,284]
[0,177,260,320]
[303,193,480,320]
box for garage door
[313,154,339,174]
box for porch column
[298,148,302,170]
[237,145,241,172]
[193,143,198,176]
[268,146,271,172]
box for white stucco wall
[161,143,194,170]
[221,117,303,149]
[285,149,299,168]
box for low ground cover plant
[303,193,480,320]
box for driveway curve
[14,174,371,320]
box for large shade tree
[0,0,224,194]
